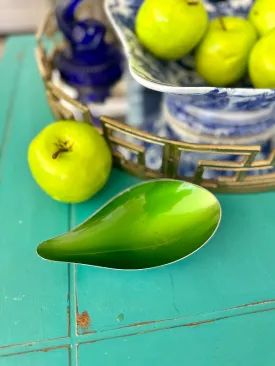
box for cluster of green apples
[136,0,275,89]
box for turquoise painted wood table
[1,35,275,366]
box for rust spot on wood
[118,319,167,330]
[83,329,97,335]
[126,320,156,328]
[41,345,70,353]
[42,348,51,353]
[77,311,91,330]
[184,319,216,327]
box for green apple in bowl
[249,0,275,37]
[28,121,112,203]
[135,0,208,60]
[195,17,258,87]
[249,28,275,88]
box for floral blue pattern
[119,79,275,179]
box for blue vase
[54,0,124,103]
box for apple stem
[52,147,69,159]
[217,13,227,31]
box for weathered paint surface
[1,35,275,365]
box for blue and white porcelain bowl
[105,0,275,137]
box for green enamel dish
[37,180,221,270]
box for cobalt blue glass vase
[54,0,124,103]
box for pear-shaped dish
[37,180,221,270]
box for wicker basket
[36,9,275,194]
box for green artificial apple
[249,0,275,37]
[135,0,208,60]
[28,121,112,203]
[249,28,275,88]
[195,17,258,87]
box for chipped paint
[117,313,124,322]
[12,295,25,301]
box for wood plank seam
[0,346,70,359]
[0,339,70,358]
[68,204,78,366]
[1,298,275,358]
[71,297,275,338]
[76,304,275,346]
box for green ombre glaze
[37,180,221,270]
